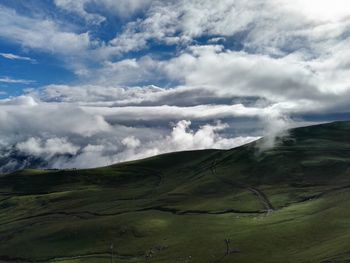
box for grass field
[1,121,350,262]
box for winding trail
[247,187,274,214]
[210,159,275,214]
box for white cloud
[103,0,350,63]
[1,0,350,171]
[81,104,278,122]
[0,6,91,54]
[159,120,257,151]
[95,0,153,18]
[122,136,141,149]
[39,84,165,106]
[54,0,105,24]
[0,94,263,171]
[85,41,350,117]
[0,5,94,72]
[106,0,258,54]
[54,0,153,23]
[95,57,162,86]
[278,0,350,22]
[0,98,111,137]
[0,95,38,106]
[61,120,259,169]
[113,120,259,163]
[0,52,36,63]
[16,137,79,157]
[163,46,317,101]
[0,77,35,84]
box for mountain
[1,121,350,263]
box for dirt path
[210,159,274,214]
[247,187,274,214]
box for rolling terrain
[1,121,350,262]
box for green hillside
[1,121,350,263]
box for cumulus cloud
[73,44,350,117]
[1,0,350,172]
[16,137,79,157]
[54,0,153,23]
[103,0,350,57]
[54,0,106,25]
[104,0,255,54]
[155,120,257,151]
[95,57,163,86]
[0,5,94,73]
[0,95,262,172]
[110,120,259,163]
[0,6,91,55]
[163,46,318,101]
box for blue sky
[0,0,130,97]
[1,0,350,171]
[0,0,186,97]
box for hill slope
[1,121,350,262]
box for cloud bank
[1,0,350,171]
[0,94,260,172]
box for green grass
[1,121,350,262]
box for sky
[1,0,350,171]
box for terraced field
[1,121,350,262]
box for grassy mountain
[1,121,350,263]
